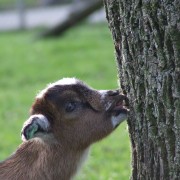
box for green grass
[0,0,39,10]
[0,24,131,179]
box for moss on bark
[104,0,180,179]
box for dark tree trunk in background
[104,0,180,179]
[40,0,103,38]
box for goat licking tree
[0,78,129,180]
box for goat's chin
[111,109,128,128]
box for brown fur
[0,78,128,180]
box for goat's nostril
[108,90,119,96]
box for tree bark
[104,0,180,179]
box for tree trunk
[104,0,180,179]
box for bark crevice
[104,0,180,179]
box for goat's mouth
[108,94,129,115]
[113,101,128,113]
[114,105,130,120]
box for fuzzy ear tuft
[21,114,50,141]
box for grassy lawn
[0,0,39,10]
[0,24,131,179]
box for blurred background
[0,0,131,179]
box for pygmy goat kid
[0,78,129,180]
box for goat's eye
[65,102,77,112]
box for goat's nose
[107,90,119,96]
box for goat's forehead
[36,78,87,99]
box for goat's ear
[21,114,50,141]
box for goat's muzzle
[106,90,129,114]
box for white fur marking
[99,90,108,101]
[99,90,112,111]
[76,147,90,175]
[36,78,77,98]
[111,114,127,128]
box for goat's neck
[0,139,89,180]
